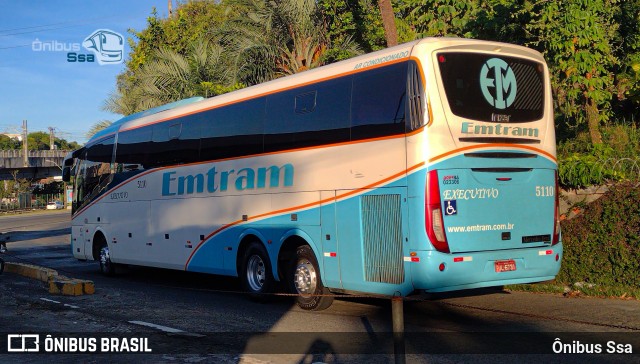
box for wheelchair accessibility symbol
[444,200,457,216]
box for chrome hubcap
[246,255,266,292]
[294,260,317,296]
[99,246,110,268]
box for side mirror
[62,152,75,183]
[62,165,71,182]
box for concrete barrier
[4,262,94,296]
[48,276,95,296]
[4,262,58,282]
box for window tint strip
[112,61,415,169]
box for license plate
[495,260,516,273]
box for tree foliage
[21,132,79,151]
[221,0,360,85]
[0,135,20,150]
[521,0,619,144]
[397,0,480,37]
[86,120,113,140]
[108,0,361,114]
[0,132,78,150]
[106,2,236,115]
[108,0,640,148]
[0,171,32,199]
[318,0,415,60]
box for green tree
[108,1,235,115]
[56,139,80,150]
[9,170,31,195]
[27,131,51,150]
[612,0,640,118]
[23,132,78,150]
[137,39,241,107]
[0,135,21,150]
[397,0,480,38]
[126,3,232,73]
[524,0,620,144]
[222,0,359,85]
[86,120,113,140]
[318,0,415,61]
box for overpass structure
[0,150,70,180]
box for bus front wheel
[97,240,116,276]
[291,245,333,311]
[241,242,274,298]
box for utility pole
[168,0,173,17]
[48,127,55,150]
[22,120,28,167]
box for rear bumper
[410,243,563,292]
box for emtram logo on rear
[480,58,517,109]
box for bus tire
[241,242,274,298]
[291,245,333,311]
[97,239,116,276]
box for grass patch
[506,283,566,295]
[507,282,640,300]
[505,183,640,301]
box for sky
[0,0,169,145]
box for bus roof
[84,37,541,147]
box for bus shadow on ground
[3,228,71,243]
[92,264,566,360]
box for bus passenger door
[320,191,341,289]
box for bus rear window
[437,52,544,123]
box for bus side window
[115,127,152,171]
[199,97,265,161]
[264,77,351,152]
[76,136,114,208]
[351,62,407,140]
[150,121,179,167]
[178,117,201,164]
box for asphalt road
[0,211,638,364]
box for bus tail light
[552,171,561,246]
[426,170,450,253]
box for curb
[4,262,94,296]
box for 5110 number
[535,185,554,197]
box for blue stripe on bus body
[186,149,560,296]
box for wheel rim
[246,254,266,292]
[294,259,317,296]
[99,246,110,271]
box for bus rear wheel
[291,245,333,311]
[241,242,274,298]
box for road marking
[40,298,81,309]
[128,320,204,337]
[40,298,61,304]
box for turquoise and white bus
[63,38,562,310]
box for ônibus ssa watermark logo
[32,29,124,65]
